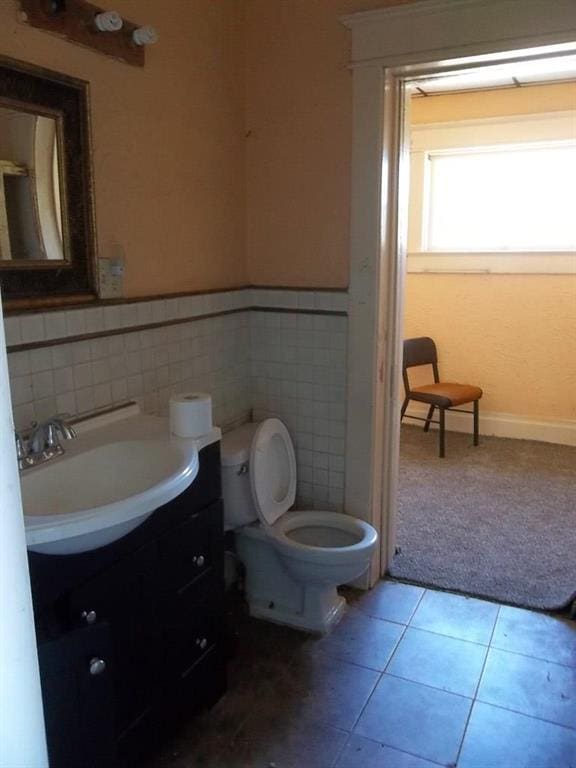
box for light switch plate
[98,257,123,299]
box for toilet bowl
[221,418,378,633]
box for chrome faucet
[16,416,77,470]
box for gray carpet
[390,425,576,610]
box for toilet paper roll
[169,393,213,438]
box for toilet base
[247,587,347,634]
[235,525,349,634]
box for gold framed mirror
[0,56,97,310]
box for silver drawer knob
[193,555,205,568]
[195,637,208,651]
[81,610,97,625]
[89,658,106,676]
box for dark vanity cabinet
[28,442,227,768]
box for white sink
[22,410,205,555]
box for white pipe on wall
[0,292,48,768]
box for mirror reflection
[0,106,65,262]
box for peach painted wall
[244,0,414,288]
[404,276,576,421]
[0,0,246,297]
[405,85,576,422]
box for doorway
[342,1,576,607]
[389,66,576,609]
[392,60,576,610]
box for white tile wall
[249,309,348,513]
[8,311,251,433]
[5,287,348,508]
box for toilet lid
[250,418,297,526]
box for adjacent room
[392,73,576,611]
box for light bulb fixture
[94,10,123,32]
[132,25,159,46]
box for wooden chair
[401,337,482,458]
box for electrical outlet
[98,243,125,299]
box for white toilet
[221,418,378,633]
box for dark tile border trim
[67,400,138,426]
[4,285,349,317]
[249,285,347,293]
[251,307,347,317]
[7,306,347,354]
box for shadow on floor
[147,582,576,768]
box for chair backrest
[402,337,439,392]
[403,337,437,369]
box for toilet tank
[220,422,260,530]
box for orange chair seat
[409,382,483,409]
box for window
[408,112,576,274]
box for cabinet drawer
[165,609,222,679]
[158,501,223,593]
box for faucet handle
[14,431,26,460]
[44,423,60,449]
[52,416,76,440]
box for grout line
[453,604,501,767]
[343,728,449,768]
[401,623,494,649]
[402,623,493,647]
[348,619,411,733]
[385,575,563,617]
[407,584,427,623]
[487,643,576,670]
[468,697,576,733]
[382,671,476,702]
[330,732,351,768]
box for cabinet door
[158,500,224,594]
[38,623,115,768]
[67,543,160,748]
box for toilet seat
[250,418,296,525]
[248,419,376,565]
[270,510,378,566]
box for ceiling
[411,54,576,96]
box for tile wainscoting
[4,287,349,512]
[250,310,347,512]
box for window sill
[406,251,576,275]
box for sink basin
[23,420,200,555]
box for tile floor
[149,581,576,768]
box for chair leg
[401,397,409,420]
[473,400,479,446]
[423,405,435,432]
[439,408,445,458]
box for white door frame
[0,289,48,767]
[342,0,576,583]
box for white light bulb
[132,25,159,46]
[94,11,123,32]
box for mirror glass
[0,105,66,263]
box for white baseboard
[405,405,576,447]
